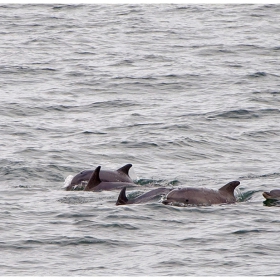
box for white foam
[63,175,74,189]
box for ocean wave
[207,108,280,120]
[22,236,122,247]
[239,172,280,180]
[58,196,88,204]
[242,129,280,138]
[248,71,267,78]
[231,229,264,235]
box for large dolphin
[84,166,138,192]
[263,189,280,200]
[116,187,173,205]
[162,181,240,206]
[65,163,134,191]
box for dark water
[1,4,280,276]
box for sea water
[1,4,280,276]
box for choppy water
[1,3,280,276]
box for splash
[63,175,73,189]
[235,188,255,202]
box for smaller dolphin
[84,166,138,192]
[65,164,134,190]
[263,189,280,200]
[162,181,240,206]
[116,187,173,205]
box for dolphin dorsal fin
[84,166,101,191]
[117,164,132,175]
[116,187,128,205]
[219,181,240,194]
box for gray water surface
[1,4,280,276]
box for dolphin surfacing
[84,166,138,192]
[65,164,134,190]
[162,181,240,206]
[263,189,280,200]
[116,187,173,205]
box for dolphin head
[162,188,196,206]
[263,189,280,200]
[65,170,93,190]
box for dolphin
[263,189,280,200]
[84,166,138,192]
[65,163,134,191]
[116,187,173,205]
[162,181,240,206]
